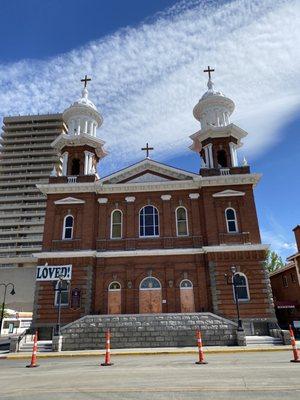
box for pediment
[212,189,245,198]
[101,159,198,184]
[54,197,85,205]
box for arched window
[71,158,80,175]
[140,276,161,290]
[108,281,121,291]
[111,210,122,239]
[225,208,238,233]
[54,280,69,306]
[217,150,228,168]
[62,215,74,239]
[139,206,159,237]
[180,279,193,289]
[233,273,250,302]
[176,207,188,236]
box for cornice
[37,173,261,195]
[34,244,269,259]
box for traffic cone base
[195,361,208,365]
[100,362,114,366]
[26,364,39,368]
[290,359,300,363]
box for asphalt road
[0,351,299,399]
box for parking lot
[0,351,299,399]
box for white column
[62,152,68,176]
[88,154,92,174]
[84,120,88,134]
[93,123,97,136]
[84,151,89,175]
[77,120,81,135]
[208,143,213,168]
[204,146,209,168]
[229,142,238,167]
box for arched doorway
[180,279,195,312]
[107,281,121,314]
[139,277,162,314]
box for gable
[54,197,85,205]
[101,159,198,185]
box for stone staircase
[59,313,238,351]
[19,340,52,353]
[246,336,282,346]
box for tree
[263,250,285,273]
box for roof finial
[203,66,215,90]
[81,75,91,99]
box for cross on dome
[203,66,215,80]
[81,75,91,88]
[141,143,154,158]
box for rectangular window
[282,275,288,288]
[291,273,296,283]
[55,281,69,306]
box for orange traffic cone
[101,329,113,366]
[289,325,300,363]
[195,329,207,365]
[26,330,39,368]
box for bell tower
[190,67,248,175]
[51,75,107,179]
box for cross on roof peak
[141,143,154,158]
[203,66,215,80]
[81,75,91,88]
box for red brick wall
[42,184,261,252]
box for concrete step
[19,340,52,353]
[246,336,282,345]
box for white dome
[193,79,235,130]
[71,88,98,111]
[63,87,103,137]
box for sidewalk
[1,344,294,359]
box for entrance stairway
[58,312,239,351]
[246,336,282,346]
[19,340,52,352]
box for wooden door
[108,290,121,314]
[139,289,162,313]
[180,288,195,313]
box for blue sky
[0,0,299,259]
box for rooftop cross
[203,66,215,80]
[141,143,154,158]
[81,75,91,88]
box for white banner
[36,265,72,281]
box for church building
[33,69,276,338]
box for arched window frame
[232,272,250,302]
[54,280,70,306]
[225,207,239,233]
[175,206,189,237]
[108,281,121,291]
[179,279,193,289]
[139,205,159,238]
[62,214,74,240]
[110,209,123,239]
[139,276,161,290]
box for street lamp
[0,283,16,336]
[53,274,68,336]
[225,265,244,332]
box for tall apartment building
[0,114,66,310]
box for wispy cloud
[0,0,300,175]
[261,214,297,260]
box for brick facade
[34,171,275,335]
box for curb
[2,346,291,360]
